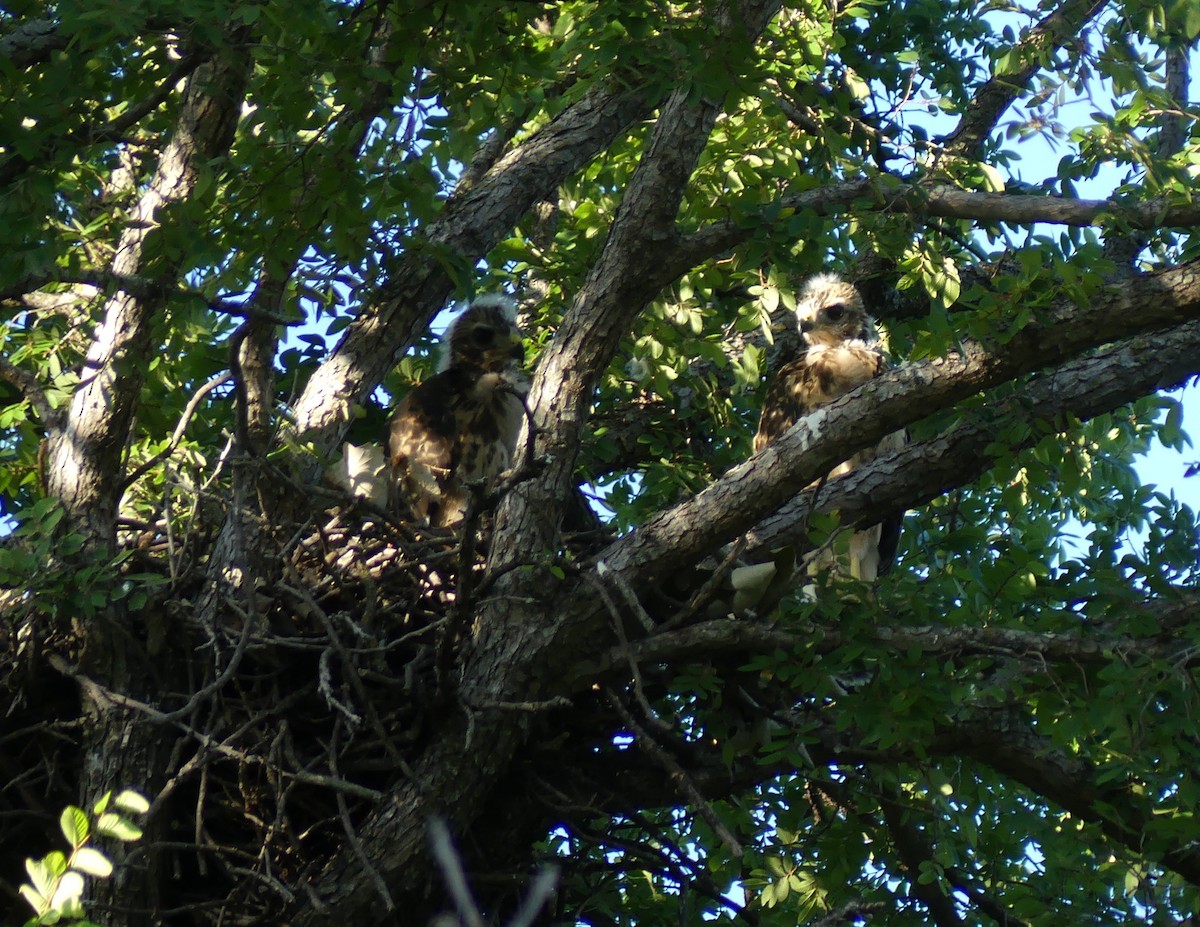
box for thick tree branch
[875,780,964,927]
[750,317,1200,555]
[526,693,1200,891]
[43,43,250,545]
[292,4,787,921]
[584,261,1200,599]
[488,0,788,574]
[288,77,659,458]
[669,177,1200,279]
[580,595,1200,684]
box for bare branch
[670,177,1200,278]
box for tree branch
[291,4,788,920]
[940,0,1107,159]
[668,177,1200,280]
[289,76,659,458]
[43,41,251,545]
[750,316,1200,556]
[0,355,60,428]
[583,261,1200,606]
[487,0,787,575]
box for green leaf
[60,806,89,847]
[70,847,114,878]
[19,883,47,915]
[25,857,59,899]
[96,813,143,842]
[113,790,150,815]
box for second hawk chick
[754,273,904,584]
[388,295,528,528]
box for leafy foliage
[19,791,147,927]
[0,0,1198,925]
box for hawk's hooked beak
[507,332,525,363]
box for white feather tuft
[466,293,518,321]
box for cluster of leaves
[19,791,147,927]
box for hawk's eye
[825,304,845,322]
[471,328,494,346]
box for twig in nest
[330,719,394,912]
[428,816,486,927]
[319,647,362,727]
[48,654,383,802]
[154,593,255,724]
[437,482,489,703]
[277,574,414,776]
[605,687,743,859]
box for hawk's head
[439,294,525,373]
[794,274,872,348]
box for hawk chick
[754,273,903,583]
[388,295,528,528]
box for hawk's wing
[388,369,527,528]
[753,340,903,585]
[388,370,461,525]
[754,341,888,453]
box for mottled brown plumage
[388,295,527,528]
[754,273,904,582]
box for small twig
[123,372,233,489]
[589,564,671,735]
[667,536,748,629]
[154,593,255,723]
[809,901,886,927]
[428,816,486,927]
[48,654,383,801]
[438,487,487,703]
[277,575,411,774]
[319,647,362,727]
[605,687,743,858]
[504,865,560,927]
[600,560,655,633]
[330,720,394,912]
[465,697,572,712]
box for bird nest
[0,480,609,924]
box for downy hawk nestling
[388,295,528,528]
[754,273,905,584]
